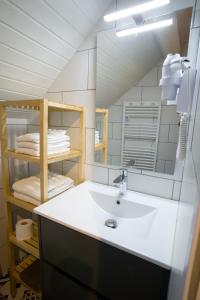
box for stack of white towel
[13,172,74,206]
[95,130,100,144]
[15,129,70,156]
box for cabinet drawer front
[40,217,169,300]
[42,262,104,300]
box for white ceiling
[0,0,112,100]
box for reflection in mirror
[95,108,108,164]
[95,6,192,175]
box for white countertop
[34,181,178,270]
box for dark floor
[0,276,39,300]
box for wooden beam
[40,99,48,203]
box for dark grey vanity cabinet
[39,217,170,300]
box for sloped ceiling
[0,0,112,100]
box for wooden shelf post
[40,99,48,203]
[79,109,85,183]
[95,108,108,164]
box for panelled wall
[0,0,112,100]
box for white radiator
[121,101,161,171]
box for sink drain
[105,219,117,229]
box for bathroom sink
[90,190,156,219]
[34,180,178,269]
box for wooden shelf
[48,101,83,112]
[0,98,85,297]
[6,149,81,164]
[95,143,106,151]
[0,99,84,113]
[9,222,39,259]
[7,194,36,212]
[47,149,81,164]
[12,255,41,298]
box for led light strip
[104,0,170,22]
[116,18,173,37]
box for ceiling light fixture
[104,0,170,22]
[116,18,173,37]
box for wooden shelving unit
[95,108,108,164]
[13,255,41,297]
[0,99,85,298]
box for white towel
[13,173,74,201]
[14,192,41,206]
[16,146,70,156]
[16,130,70,143]
[13,183,73,205]
[95,130,100,144]
[16,141,70,150]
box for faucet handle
[119,168,127,178]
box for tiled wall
[85,162,183,200]
[96,64,180,174]
[168,1,200,299]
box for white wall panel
[9,0,83,49]
[45,0,92,36]
[0,43,60,79]
[0,89,36,100]
[74,0,112,24]
[0,77,47,97]
[0,61,53,88]
[0,0,112,100]
[0,24,66,69]
[0,1,74,59]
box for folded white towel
[13,173,74,201]
[16,146,70,156]
[16,141,70,150]
[48,129,67,135]
[13,183,73,205]
[16,130,70,143]
[14,192,41,206]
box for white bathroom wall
[168,0,200,298]
[45,41,97,180]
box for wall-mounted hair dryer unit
[159,53,196,114]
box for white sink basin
[90,190,156,219]
[34,180,178,269]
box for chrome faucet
[113,168,128,196]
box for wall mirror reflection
[95,5,193,175]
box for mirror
[95,6,192,175]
